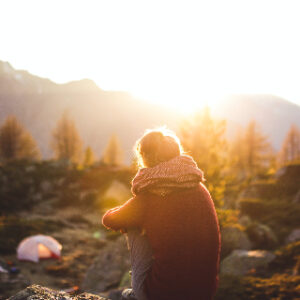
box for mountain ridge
[1,60,300,162]
[213,94,300,150]
[0,60,182,163]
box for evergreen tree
[51,112,83,164]
[83,146,96,167]
[0,116,40,162]
[180,107,227,207]
[101,134,123,166]
[279,124,300,165]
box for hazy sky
[1,0,300,110]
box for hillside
[0,61,181,163]
[213,94,300,149]
[1,60,300,162]
[1,161,299,299]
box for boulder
[0,272,30,299]
[106,288,124,300]
[246,223,278,249]
[81,236,131,293]
[221,226,252,258]
[238,215,252,228]
[103,180,131,203]
[220,250,276,276]
[8,284,108,300]
[285,228,300,244]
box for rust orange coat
[102,183,221,300]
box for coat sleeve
[102,195,145,231]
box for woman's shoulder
[172,183,214,205]
[175,183,211,197]
[133,183,212,202]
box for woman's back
[140,184,220,300]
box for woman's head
[134,127,184,168]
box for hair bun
[134,127,183,168]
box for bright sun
[133,89,224,114]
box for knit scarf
[131,155,204,196]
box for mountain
[1,60,300,162]
[212,94,300,150]
[0,61,182,163]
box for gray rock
[103,181,131,203]
[0,272,30,299]
[246,223,278,249]
[81,236,131,294]
[238,215,252,228]
[221,226,252,257]
[8,284,108,300]
[285,228,300,244]
[220,249,276,276]
[106,288,124,300]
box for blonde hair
[134,127,184,168]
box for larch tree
[101,134,123,166]
[228,128,249,180]
[0,115,40,163]
[180,107,227,207]
[83,146,96,167]
[231,120,273,178]
[51,112,83,164]
[279,124,300,165]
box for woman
[102,128,221,300]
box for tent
[17,235,62,262]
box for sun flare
[135,90,223,114]
[1,0,300,108]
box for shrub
[241,180,279,200]
[242,274,300,299]
[269,241,300,273]
[216,209,239,230]
[216,274,300,300]
[239,198,300,241]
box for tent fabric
[17,235,62,262]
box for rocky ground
[1,161,300,299]
[8,285,109,300]
[0,201,112,298]
[0,161,133,299]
